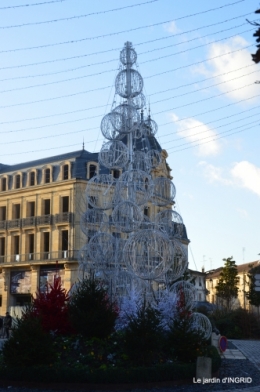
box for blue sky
[0,0,259,271]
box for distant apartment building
[205,261,260,311]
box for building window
[144,206,149,217]
[44,199,51,215]
[62,196,69,213]
[199,277,202,286]
[30,172,35,186]
[0,237,5,262]
[111,170,120,179]
[27,201,35,217]
[0,206,6,221]
[63,165,69,180]
[28,234,34,260]
[89,164,96,179]
[61,230,68,258]
[1,178,7,191]
[13,204,20,219]
[15,174,21,189]
[45,168,51,183]
[43,232,50,259]
[13,235,20,261]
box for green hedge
[0,346,221,384]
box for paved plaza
[230,340,260,371]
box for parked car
[193,301,217,314]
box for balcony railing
[0,213,73,230]
[0,221,6,230]
[0,250,78,264]
[22,217,36,227]
[36,215,53,225]
[55,212,73,224]
[7,219,21,229]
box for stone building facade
[0,145,188,316]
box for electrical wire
[0,0,244,29]
[0,67,257,135]
[0,25,254,85]
[0,0,68,9]
[0,44,254,108]
[0,11,252,53]
[0,21,251,71]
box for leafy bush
[210,307,260,339]
[2,316,56,367]
[68,278,118,339]
[165,316,208,363]
[205,345,221,373]
[123,302,164,366]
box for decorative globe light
[141,117,158,137]
[190,312,212,340]
[86,174,117,210]
[112,200,143,233]
[100,112,124,141]
[132,151,149,172]
[115,69,143,98]
[120,43,137,66]
[131,93,146,110]
[155,209,183,238]
[80,209,109,236]
[114,170,154,206]
[169,280,196,309]
[88,232,115,267]
[164,239,188,282]
[146,149,161,169]
[98,140,129,169]
[112,104,140,134]
[123,229,174,280]
[152,177,176,206]
[77,244,89,264]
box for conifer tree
[215,257,239,310]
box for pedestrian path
[221,347,246,359]
[230,340,260,370]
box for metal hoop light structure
[112,200,143,233]
[115,69,143,98]
[152,177,176,206]
[123,229,174,280]
[86,174,117,210]
[115,170,154,206]
[99,140,129,169]
[190,312,212,340]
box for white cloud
[200,161,260,198]
[195,36,260,102]
[199,162,232,184]
[170,113,221,156]
[164,21,179,34]
[236,208,249,219]
[231,161,260,197]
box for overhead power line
[0,21,251,70]
[0,0,244,29]
[0,0,68,9]
[0,67,255,134]
[0,26,254,85]
[168,123,258,154]
[0,11,251,53]
[0,44,254,108]
[1,120,257,159]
